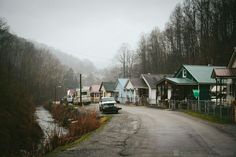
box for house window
[182,69,187,78]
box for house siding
[116,81,127,104]
[126,81,135,103]
[176,67,195,81]
[149,89,157,104]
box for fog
[0,0,182,69]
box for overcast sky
[0,0,182,69]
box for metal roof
[142,74,172,88]
[211,68,236,78]
[166,77,197,85]
[100,82,116,92]
[182,65,225,84]
[90,85,100,93]
[129,78,148,89]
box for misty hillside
[32,41,101,85]
[33,41,96,73]
[49,49,97,74]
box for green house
[157,65,225,101]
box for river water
[35,106,68,139]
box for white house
[125,78,148,103]
[141,74,170,104]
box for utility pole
[80,74,83,106]
[123,52,126,78]
[54,85,56,103]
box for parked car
[99,97,122,114]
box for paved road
[57,105,236,157]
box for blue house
[114,78,129,103]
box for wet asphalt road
[56,105,236,157]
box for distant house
[99,82,116,97]
[141,74,170,104]
[114,78,129,103]
[67,89,76,96]
[157,65,224,102]
[89,85,101,103]
[212,48,236,104]
[124,78,148,104]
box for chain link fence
[169,100,235,122]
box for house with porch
[141,74,170,104]
[157,65,225,102]
[99,82,116,98]
[114,78,129,103]
[124,78,148,104]
[89,85,101,103]
[211,47,236,105]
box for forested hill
[33,42,97,74]
[108,0,236,80]
[0,18,79,156]
[33,42,100,85]
[136,0,236,74]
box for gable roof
[99,82,115,92]
[165,77,197,85]
[116,78,129,88]
[90,85,100,93]
[211,68,236,78]
[178,65,225,84]
[142,74,172,89]
[127,78,148,89]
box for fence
[169,100,235,122]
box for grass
[183,110,233,124]
[44,115,112,157]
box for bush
[68,111,100,137]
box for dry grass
[68,110,100,137]
[40,103,104,156]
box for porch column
[216,78,218,106]
[220,78,222,118]
[198,84,200,111]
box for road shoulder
[54,111,140,157]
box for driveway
[56,105,236,157]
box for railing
[169,100,235,122]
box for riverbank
[45,115,112,157]
[38,103,111,156]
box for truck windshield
[102,97,115,102]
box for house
[212,48,236,105]
[99,82,116,98]
[124,78,148,104]
[67,89,76,97]
[157,65,225,102]
[114,78,129,103]
[141,74,170,104]
[89,85,101,103]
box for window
[182,69,187,78]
